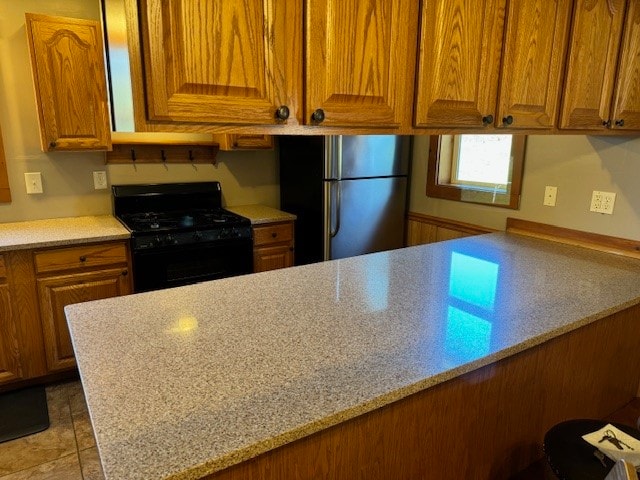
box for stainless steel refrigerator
[279,135,411,265]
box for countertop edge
[0,233,131,252]
[225,204,296,225]
[0,215,131,252]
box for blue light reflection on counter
[444,250,500,367]
[444,307,492,365]
[449,252,498,311]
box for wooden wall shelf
[105,142,219,165]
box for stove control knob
[193,232,202,241]
[154,235,161,246]
[166,234,176,245]
[220,228,229,238]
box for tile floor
[0,380,103,480]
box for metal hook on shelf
[161,149,168,170]
[130,148,137,171]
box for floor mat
[0,385,49,443]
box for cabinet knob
[502,115,514,126]
[79,255,87,262]
[122,270,128,276]
[615,119,625,127]
[311,109,325,124]
[271,232,277,238]
[603,119,612,128]
[275,105,290,121]
[482,115,494,126]
[49,141,57,148]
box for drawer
[0,255,5,279]
[253,222,293,246]
[34,242,128,274]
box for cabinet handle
[502,115,514,126]
[603,119,612,128]
[122,270,128,276]
[271,232,277,238]
[311,109,325,124]
[275,105,290,121]
[49,141,57,148]
[482,115,494,126]
[79,255,87,262]
[615,119,625,127]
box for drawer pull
[79,255,87,262]
[271,232,278,238]
[122,270,128,276]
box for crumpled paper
[582,424,640,468]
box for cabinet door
[229,134,274,150]
[37,268,131,372]
[305,0,418,128]
[559,0,626,130]
[254,245,293,273]
[25,14,111,151]
[138,0,301,125]
[415,0,506,128]
[611,1,640,130]
[497,0,572,129]
[0,282,22,385]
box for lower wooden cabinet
[0,241,132,386]
[0,254,22,384]
[253,221,294,273]
[37,268,130,372]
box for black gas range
[113,182,253,292]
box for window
[426,135,526,209]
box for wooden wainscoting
[406,212,496,246]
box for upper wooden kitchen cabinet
[25,14,111,151]
[215,134,274,151]
[560,0,640,131]
[134,0,302,126]
[305,0,419,129]
[497,0,573,129]
[415,0,506,128]
[610,0,640,131]
[415,0,572,130]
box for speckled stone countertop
[65,233,640,480]
[225,204,296,224]
[0,215,130,252]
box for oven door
[131,239,253,292]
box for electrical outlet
[93,171,108,190]
[24,172,43,194]
[590,190,616,214]
[543,186,557,206]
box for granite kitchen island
[65,233,640,480]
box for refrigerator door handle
[336,135,343,180]
[330,180,341,238]
[323,136,343,180]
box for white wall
[0,0,279,224]
[409,135,640,240]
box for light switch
[24,172,43,194]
